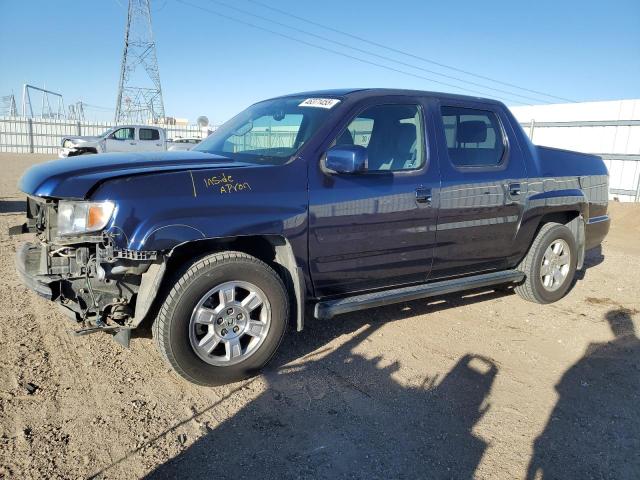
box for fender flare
[130,235,307,332]
[517,188,588,269]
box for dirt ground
[0,153,638,479]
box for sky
[1,0,639,124]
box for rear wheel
[153,251,288,385]
[515,223,577,304]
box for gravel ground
[0,153,638,479]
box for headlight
[57,201,115,236]
[63,139,75,148]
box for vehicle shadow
[526,307,640,479]
[0,199,26,214]
[136,289,504,479]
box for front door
[431,101,528,279]
[105,127,136,152]
[308,98,440,297]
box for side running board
[314,270,524,320]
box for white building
[510,99,640,202]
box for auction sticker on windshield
[298,98,341,109]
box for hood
[19,150,249,199]
[64,136,103,145]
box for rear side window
[440,106,505,167]
[336,104,425,172]
[140,128,160,141]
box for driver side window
[112,128,134,140]
[336,104,425,171]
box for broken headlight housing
[57,200,115,236]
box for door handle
[415,187,432,205]
[130,142,137,145]
[508,182,521,196]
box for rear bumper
[585,215,610,250]
[14,243,55,300]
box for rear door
[431,101,528,279]
[308,97,441,297]
[138,127,165,151]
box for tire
[515,223,577,304]
[153,251,289,386]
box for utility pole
[114,0,165,124]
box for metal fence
[0,116,206,154]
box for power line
[83,103,115,111]
[176,0,530,105]
[246,0,576,104]
[207,0,552,105]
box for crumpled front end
[58,138,102,158]
[12,196,161,343]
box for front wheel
[515,223,578,304]
[153,251,289,385]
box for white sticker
[298,98,341,109]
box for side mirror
[325,145,368,174]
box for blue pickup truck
[12,89,610,385]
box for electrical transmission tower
[21,84,65,119]
[68,101,86,122]
[114,0,165,124]
[0,94,17,116]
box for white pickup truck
[59,125,166,158]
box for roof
[273,88,503,105]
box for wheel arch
[132,234,306,332]
[513,189,588,270]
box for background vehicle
[59,125,166,157]
[13,89,610,385]
[167,137,202,151]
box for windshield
[100,128,115,138]
[193,96,340,165]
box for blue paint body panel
[17,89,610,301]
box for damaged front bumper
[15,242,56,300]
[13,238,164,346]
[12,218,165,349]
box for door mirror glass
[325,145,368,174]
